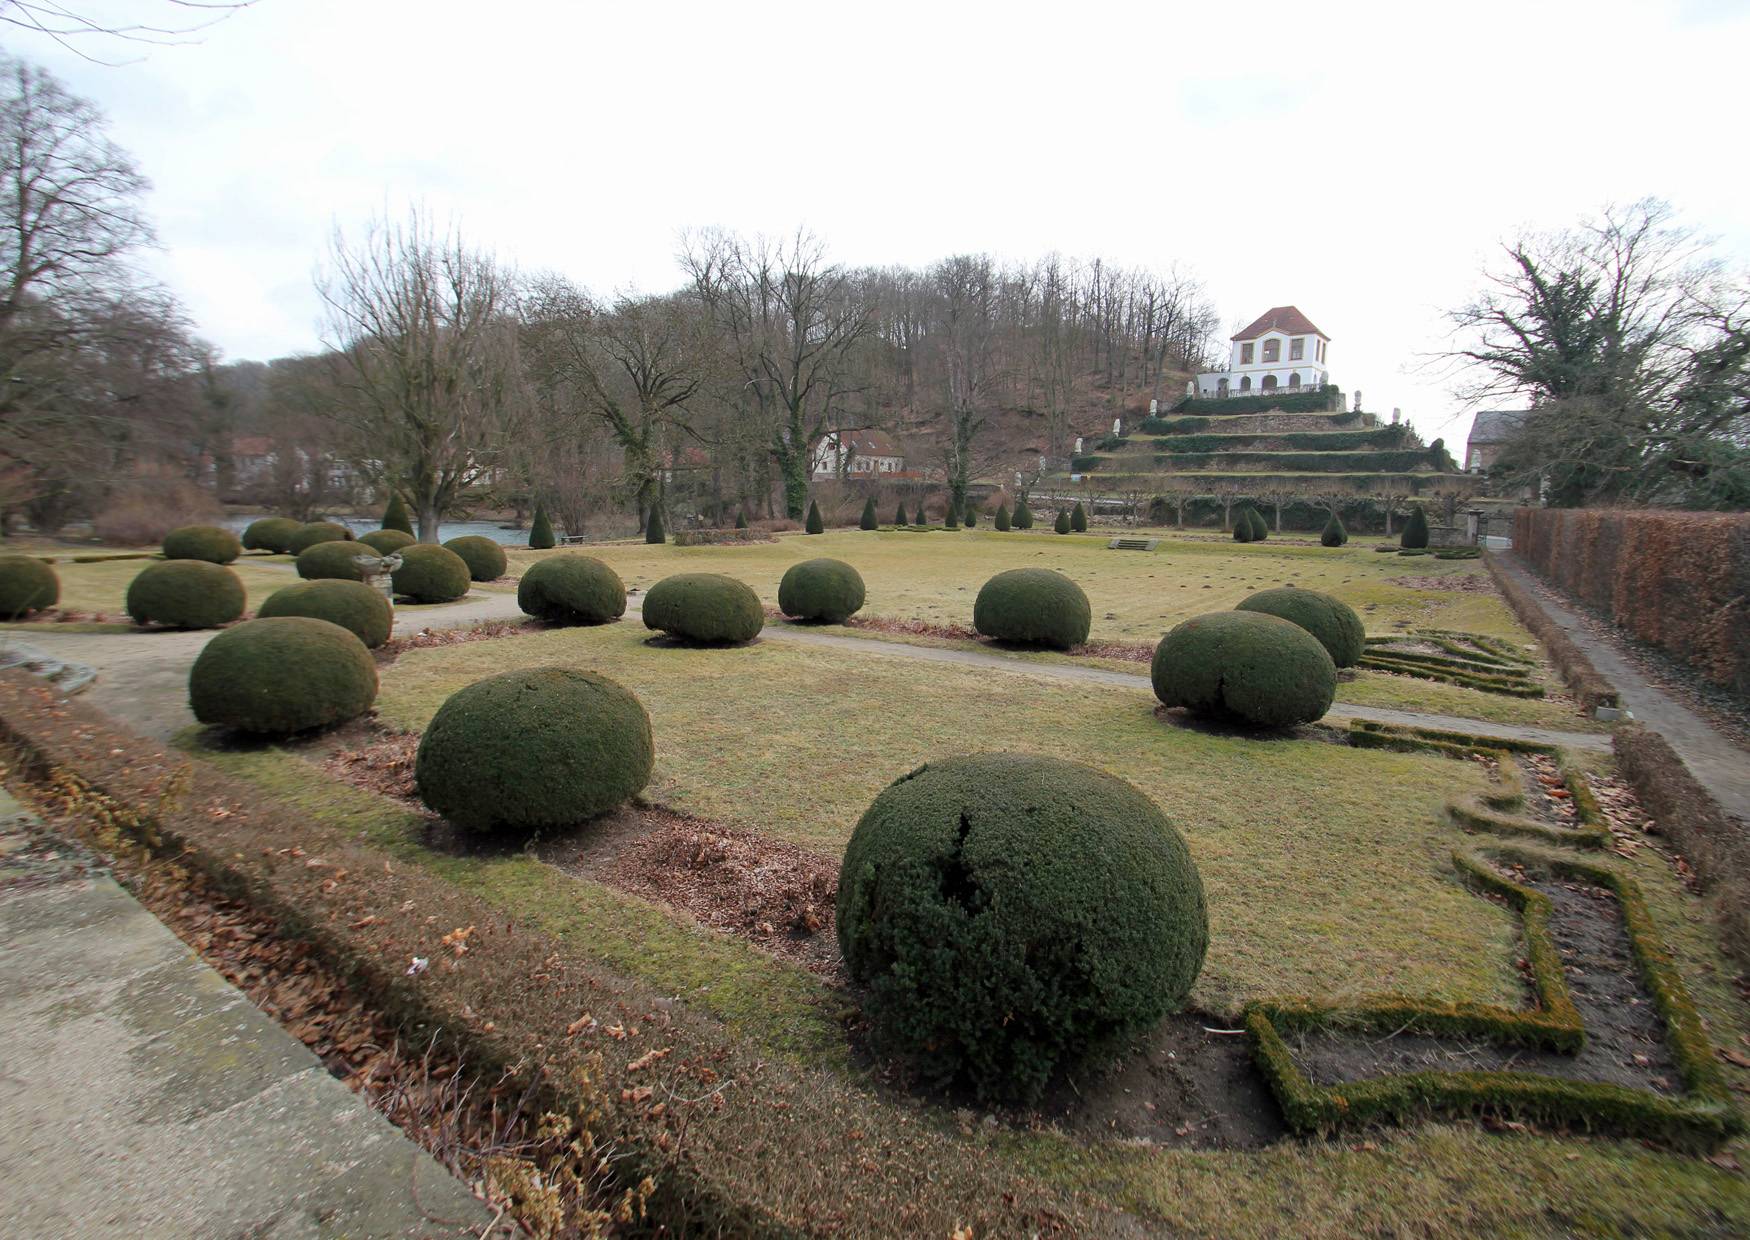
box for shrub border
[1246,842,1739,1149]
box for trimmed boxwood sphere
[1151,611,1336,728]
[517,554,626,625]
[641,573,763,644]
[778,557,866,623]
[837,753,1207,1102]
[442,534,508,582]
[972,568,1091,650]
[189,617,377,735]
[296,540,383,582]
[288,521,355,555]
[162,524,241,564]
[241,516,302,553]
[126,560,245,629]
[392,543,471,603]
[358,528,416,555]
[0,555,58,618]
[258,579,393,648]
[414,667,654,835]
[1236,587,1365,667]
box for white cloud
[20,0,1750,450]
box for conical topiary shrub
[995,503,1010,532]
[859,497,878,530]
[894,501,908,527]
[1233,510,1255,542]
[735,509,748,530]
[1071,501,1087,533]
[1249,509,1269,541]
[382,492,414,535]
[1054,509,1071,534]
[963,504,978,528]
[805,500,824,534]
[645,506,666,545]
[529,503,555,550]
[1401,504,1430,549]
[945,503,959,530]
[1013,499,1033,530]
[913,500,929,526]
[1321,511,1348,547]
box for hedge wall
[1172,386,1341,415]
[1146,450,1441,474]
[1137,427,1410,454]
[1512,508,1750,698]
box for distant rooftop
[1467,410,1531,445]
[1232,306,1327,341]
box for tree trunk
[417,501,441,543]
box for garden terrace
[1075,450,1447,474]
[2,529,1744,1235]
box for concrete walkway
[0,792,490,1238]
[1493,553,1750,822]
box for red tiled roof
[843,430,901,458]
[1232,306,1326,341]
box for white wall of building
[1195,329,1330,397]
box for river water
[224,515,532,546]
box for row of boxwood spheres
[0,555,59,619]
[294,539,471,603]
[163,524,242,564]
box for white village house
[811,430,905,480]
[1195,306,1330,398]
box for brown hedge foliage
[1513,508,1750,697]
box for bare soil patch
[1386,574,1495,593]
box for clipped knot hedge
[641,573,763,644]
[189,616,378,735]
[296,540,384,583]
[392,543,471,603]
[241,517,302,553]
[972,568,1090,650]
[0,556,58,619]
[126,560,245,630]
[162,524,241,564]
[415,667,654,835]
[517,554,626,625]
[1151,611,1336,728]
[258,579,393,648]
[442,535,508,582]
[778,558,866,623]
[836,753,1208,1103]
[1236,587,1365,667]
[288,522,355,556]
[358,529,417,555]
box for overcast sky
[14,0,1749,448]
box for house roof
[1467,410,1530,445]
[1232,306,1326,341]
[832,430,902,458]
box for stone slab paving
[1493,553,1750,822]
[0,792,491,1238]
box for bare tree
[932,254,999,514]
[0,2,255,62]
[684,228,874,519]
[318,211,518,541]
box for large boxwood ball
[296,540,384,582]
[1236,587,1365,667]
[126,560,245,629]
[258,579,393,648]
[0,555,58,619]
[641,573,763,644]
[1151,611,1336,728]
[189,617,378,735]
[288,521,355,556]
[837,753,1207,1102]
[778,557,866,623]
[517,554,626,625]
[241,516,303,553]
[392,543,471,602]
[972,568,1091,650]
[358,528,416,555]
[162,524,241,564]
[414,667,654,835]
[442,534,508,582]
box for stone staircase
[1108,537,1158,551]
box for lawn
[20,555,302,619]
[376,620,1517,1015]
[507,528,1532,644]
